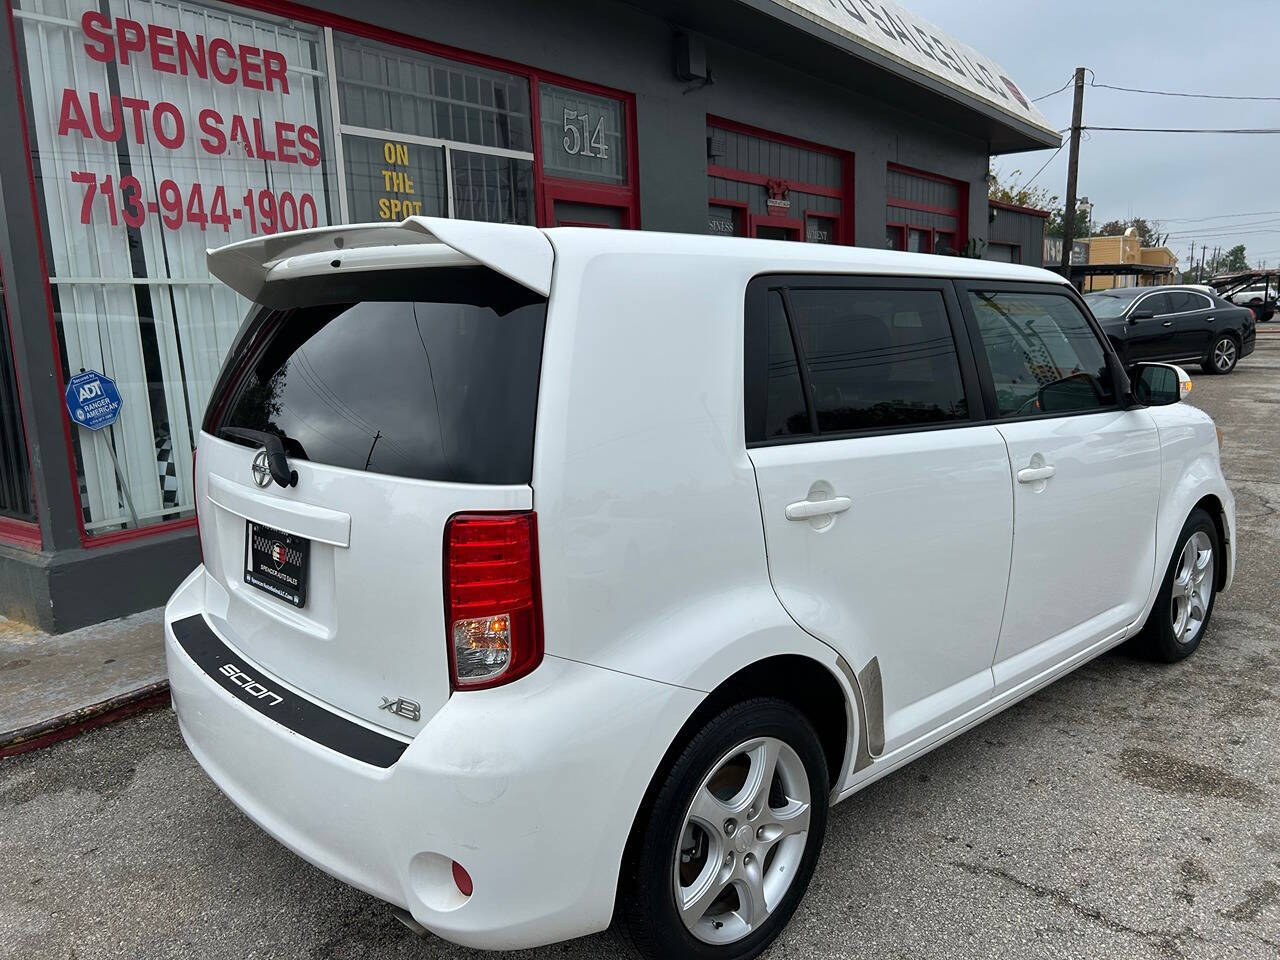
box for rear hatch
[196,246,547,737]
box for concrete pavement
[0,609,165,757]
[1,337,1278,959]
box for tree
[988,166,1058,211]
[1097,218,1167,248]
[1220,244,1249,274]
[1044,202,1095,241]
[987,166,1094,239]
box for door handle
[1162,321,1173,327]
[785,496,852,521]
[1016,465,1056,483]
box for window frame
[953,279,1125,426]
[744,273,985,447]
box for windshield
[204,266,547,485]
[1083,291,1140,319]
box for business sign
[50,8,328,238]
[1044,237,1090,266]
[64,370,122,431]
[774,0,1056,137]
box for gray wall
[0,0,993,631]
[987,206,1047,267]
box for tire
[1137,508,1219,662]
[620,698,830,960]
[1202,334,1239,375]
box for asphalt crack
[950,861,1202,960]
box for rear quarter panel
[529,241,848,694]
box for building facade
[0,0,1056,630]
[986,199,1048,267]
[1081,232,1179,291]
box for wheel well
[1193,493,1228,590]
[614,656,850,912]
[686,656,849,787]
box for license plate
[245,522,309,608]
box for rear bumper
[165,567,701,950]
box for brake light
[444,513,543,690]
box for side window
[1168,291,1209,313]
[1138,292,1174,316]
[764,291,810,439]
[786,288,969,432]
[967,291,1116,418]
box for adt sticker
[64,370,122,431]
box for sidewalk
[0,607,168,757]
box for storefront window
[334,33,534,225]
[15,0,339,536]
[0,270,35,523]
[539,83,627,185]
[15,4,635,540]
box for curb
[0,680,170,759]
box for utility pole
[1059,67,1087,274]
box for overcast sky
[908,0,1280,267]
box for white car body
[166,219,1235,951]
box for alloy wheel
[1171,530,1214,644]
[673,737,812,945]
[1213,338,1237,372]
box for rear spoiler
[206,216,554,299]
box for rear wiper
[219,427,298,488]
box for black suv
[1084,285,1256,375]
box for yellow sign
[378,140,422,219]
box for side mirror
[1037,372,1105,412]
[1132,363,1192,406]
[1129,308,1155,322]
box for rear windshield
[204,266,546,485]
[1083,291,1140,319]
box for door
[959,285,1161,693]
[745,278,1013,753]
[197,264,548,737]
[1124,291,1177,361]
[1165,290,1217,360]
[541,181,635,229]
[752,216,803,241]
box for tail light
[444,512,543,690]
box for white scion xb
[167,218,1235,959]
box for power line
[1164,217,1280,238]
[1032,76,1074,102]
[1089,80,1280,102]
[1083,125,1280,135]
[1022,144,1064,189]
[1159,210,1280,224]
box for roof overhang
[626,0,1060,154]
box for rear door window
[205,266,547,485]
[745,279,973,442]
[787,287,969,432]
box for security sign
[64,370,122,431]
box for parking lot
[2,336,1279,960]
